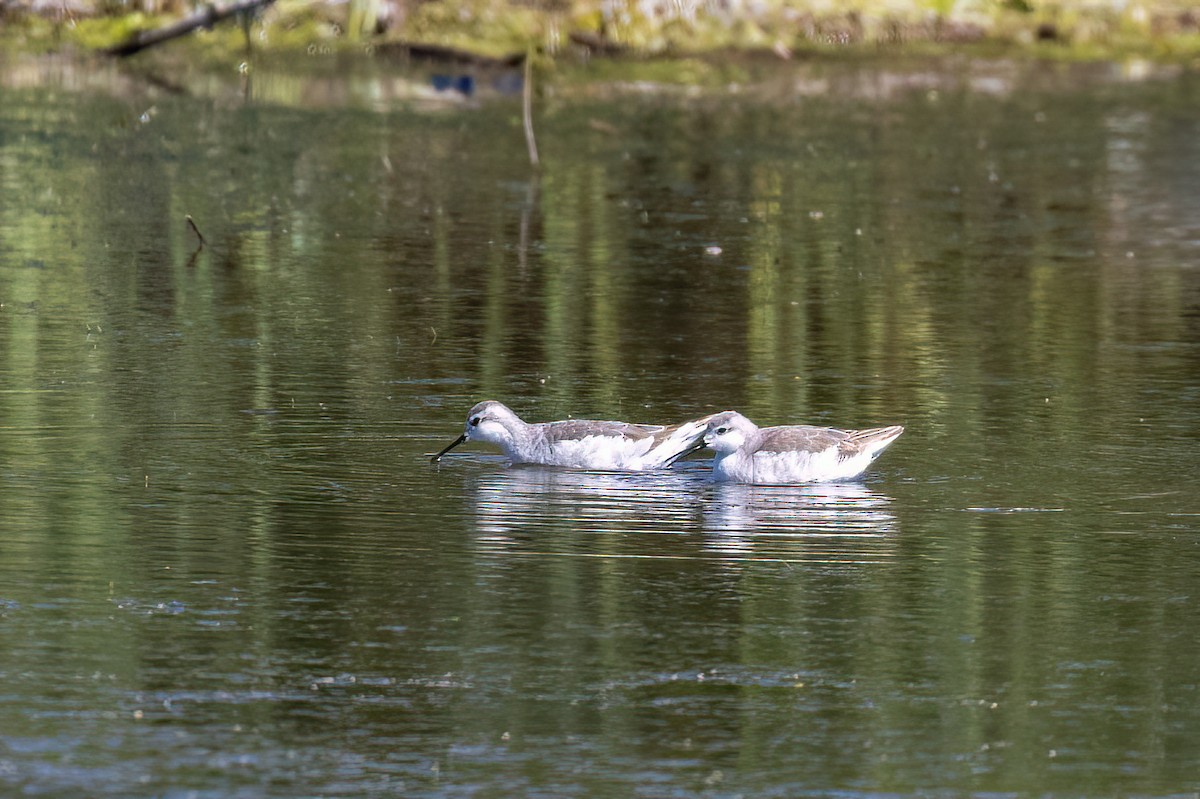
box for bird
[669,410,904,484]
[431,400,716,470]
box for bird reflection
[700,482,898,564]
[470,466,706,547]
[466,466,897,565]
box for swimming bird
[670,410,904,484]
[431,400,715,470]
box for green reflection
[1,61,1198,797]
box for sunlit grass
[1,0,1198,63]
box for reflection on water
[2,57,1199,798]
[470,464,705,543]
[701,481,897,563]
[466,462,897,565]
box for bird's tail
[849,425,905,460]
[654,413,719,467]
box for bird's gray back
[752,426,851,455]
[542,419,661,443]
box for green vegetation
[2,0,1199,63]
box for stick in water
[186,215,207,248]
[523,53,539,168]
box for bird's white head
[462,400,523,448]
[432,400,526,462]
[703,411,757,454]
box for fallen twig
[103,0,277,57]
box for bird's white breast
[714,444,869,484]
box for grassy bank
[2,0,1199,64]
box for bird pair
[432,401,903,484]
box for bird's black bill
[431,433,467,463]
[664,439,706,467]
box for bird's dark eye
[469,417,481,427]
[716,426,728,435]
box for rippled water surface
[1,54,1198,797]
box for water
[1,54,1198,797]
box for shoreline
[2,0,1199,67]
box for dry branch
[103,0,276,57]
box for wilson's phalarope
[431,400,715,470]
[671,410,903,484]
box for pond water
[1,52,1198,797]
